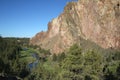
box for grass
[19,48,39,63]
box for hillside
[30,0,120,54]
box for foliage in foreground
[0,37,29,79]
[27,44,120,80]
[0,36,120,80]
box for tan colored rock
[30,0,120,54]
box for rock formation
[30,0,120,54]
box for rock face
[30,0,120,54]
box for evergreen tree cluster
[0,36,29,78]
[27,44,120,80]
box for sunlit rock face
[30,0,120,54]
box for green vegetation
[25,44,120,80]
[0,36,29,79]
[20,48,37,63]
[0,36,120,80]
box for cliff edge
[30,0,120,54]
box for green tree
[28,63,56,80]
[84,50,104,80]
[52,54,57,61]
[116,64,120,80]
[59,44,84,80]
[59,44,104,80]
[57,52,66,62]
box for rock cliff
[30,0,120,54]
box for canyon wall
[30,0,120,54]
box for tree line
[0,36,29,79]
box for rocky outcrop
[30,0,120,54]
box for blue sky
[0,0,71,38]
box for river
[28,53,39,70]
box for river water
[28,53,39,70]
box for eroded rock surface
[30,0,120,54]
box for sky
[0,0,71,38]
